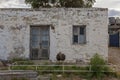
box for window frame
[73,25,86,44]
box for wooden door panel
[30,26,50,60]
[40,27,49,59]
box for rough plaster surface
[0,8,108,62]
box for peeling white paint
[0,8,108,63]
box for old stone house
[0,8,108,63]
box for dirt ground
[108,47,120,66]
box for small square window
[73,25,86,44]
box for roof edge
[0,7,108,11]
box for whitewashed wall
[0,8,108,62]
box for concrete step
[0,70,38,80]
[32,60,52,65]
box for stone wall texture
[0,8,108,62]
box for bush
[56,52,66,61]
[88,53,109,80]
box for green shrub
[88,53,109,80]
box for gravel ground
[108,47,120,66]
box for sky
[94,0,120,17]
[0,0,120,17]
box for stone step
[0,70,38,80]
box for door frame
[29,25,50,60]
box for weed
[88,53,109,80]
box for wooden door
[30,26,50,60]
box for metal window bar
[8,64,117,73]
